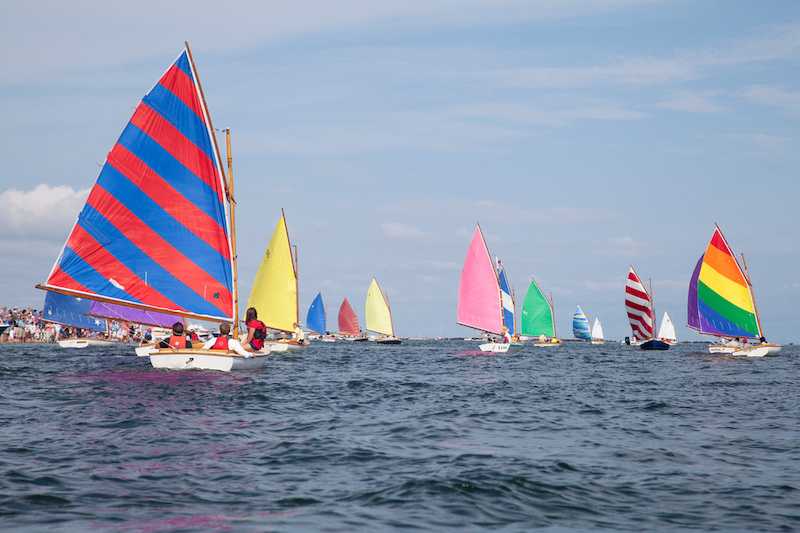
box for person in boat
[293,322,306,345]
[500,326,511,344]
[243,307,267,351]
[158,322,193,349]
[201,323,255,357]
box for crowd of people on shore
[0,305,145,343]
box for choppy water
[1,340,798,532]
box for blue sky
[1,1,798,342]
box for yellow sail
[365,278,394,336]
[246,212,297,332]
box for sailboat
[625,266,669,350]
[657,311,677,345]
[497,258,516,338]
[572,305,591,341]
[36,45,266,371]
[42,292,116,348]
[338,298,367,341]
[457,225,522,353]
[365,278,401,344]
[591,317,605,344]
[306,292,334,341]
[687,225,781,357]
[246,210,306,351]
[519,277,562,346]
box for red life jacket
[247,319,267,350]
[168,334,188,348]
[212,336,229,350]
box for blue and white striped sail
[572,305,591,340]
[497,258,515,335]
[306,292,326,334]
[43,291,108,332]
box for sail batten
[39,47,234,322]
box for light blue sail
[497,259,515,335]
[572,305,591,340]
[306,292,326,334]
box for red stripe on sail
[63,225,188,313]
[129,105,223,204]
[107,144,230,261]
[625,299,651,315]
[159,64,206,123]
[85,186,233,317]
[46,267,95,295]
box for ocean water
[1,340,798,532]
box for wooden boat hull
[639,339,670,350]
[479,342,522,353]
[534,340,562,347]
[147,348,267,371]
[58,338,119,348]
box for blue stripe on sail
[573,307,591,340]
[115,122,223,223]
[142,85,217,167]
[698,299,753,338]
[173,51,193,81]
[43,291,107,332]
[72,206,231,318]
[94,164,231,287]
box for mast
[384,290,395,336]
[225,129,240,337]
[549,290,557,338]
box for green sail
[520,278,555,337]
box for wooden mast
[226,129,240,337]
[741,253,764,340]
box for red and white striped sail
[625,266,653,340]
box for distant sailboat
[36,45,266,371]
[306,292,327,337]
[657,311,677,345]
[591,317,605,344]
[520,277,561,346]
[457,225,522,353]
[625,266,669,350]
[338,298,367,341]
[687,225,780,357]
[572,305,591,341]
[365,278,401,344]
[247,210,306,351]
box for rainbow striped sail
[691,226,760,338]
[38,47,233,322]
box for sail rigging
[37,47,233,322]
[338,298,361,336]
[306,292,326,334]
[520,277,555,337]
[625,266,654,340]
[572,305,591,340]
[365,278,395,336]
[246,210,298,333]
[457,225,503,335]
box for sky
[1,0,798,343]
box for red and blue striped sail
[40,48,233,322]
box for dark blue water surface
[1,340,798,532]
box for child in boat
[158,322,192,349]
[201,323,257,357]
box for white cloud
[656,90,726,114]
[0,184,89,241]
[739,85,800,117]
[381,222,438,245]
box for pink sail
[457,226,503,335]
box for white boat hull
[148,348,267,371]
[58,338,119,348]
[709,343,781,357]
[264,340,307,352]
[479,342,522,353]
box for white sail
[658,312,677,343]
[591,318,604,342]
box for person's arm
[244,325,256,346]
[201,338,215,349]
